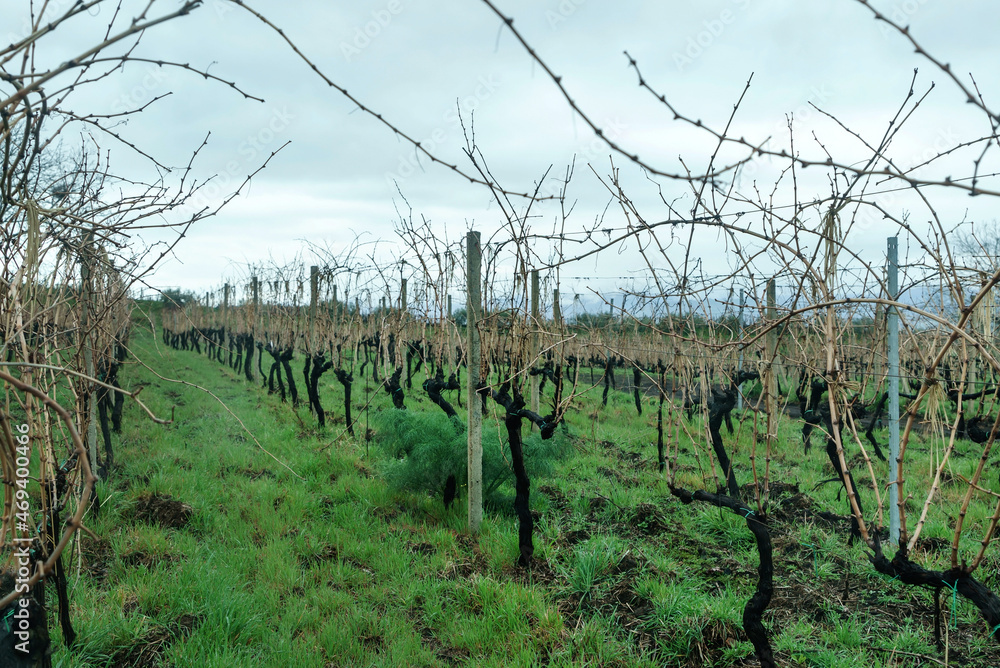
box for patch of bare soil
[597,466,639,486]
[82,535,114,584]
[109,613,201,668]
[630,503,670,536]
[443,532,489,579]
[117,472,151,491]
[409,541,436,556]
[538,484,569,512]
[556,550,747,667]
[593,439,651,473]
[760,488,1000,668]
[620,449,646,470]
[299,544,340,569]
[132,492,193,529]
[561,528,590,546]
[766,566,1000,666]
[913,535,950,554]
[371,502,403,521]
[229,465,276,481]
[765,486,851,534]
[501,555,560,588]
[120,550,177,569]
[163,389,185,407]
[407,596,472,667]
[587,496,607,520]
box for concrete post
[467,232,483,533]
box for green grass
[38,316,1000,667]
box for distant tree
[572,312,614,329]
[952,220,1000,275]
[948,221,1000,333]
[451,308,467,327]
[160,288,197,309]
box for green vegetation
[374,409,570,506]
[46,316,1000,667]
[159,289,199,309]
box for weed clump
[373,409,569,506]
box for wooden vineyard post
[467,231,483,533]
[482,242,490,320]
[553,289,561,330]
[764,278,778,457]
[737,286,745,411]
[765,279,778,404]
[251,276,260,338]
[530,269,540,421]
[310,265,318,351]
[887,236,901,546]
[448,293,454,373]
[400,278,409,384]
[332,284,338,327]
[223,283,230,331]
[80,226,99,478]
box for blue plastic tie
[942,580,959,630]
[1,607,14,633]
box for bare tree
[952,219,1000,274]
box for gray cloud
[5,0,997,298]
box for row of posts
[207,270,575,336]
[188,233,904,541]
[733,239,902,545]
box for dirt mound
[538,484,569,511]
[82,536,113,584]
[631,503,669,536]
[132,493,193,529]
[299,545,340,569]
[109,613,200,667]
[409,541,435,556]
[120,550,176,569]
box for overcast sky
[7,0,1000,315]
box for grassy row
[44,315,1000,667]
